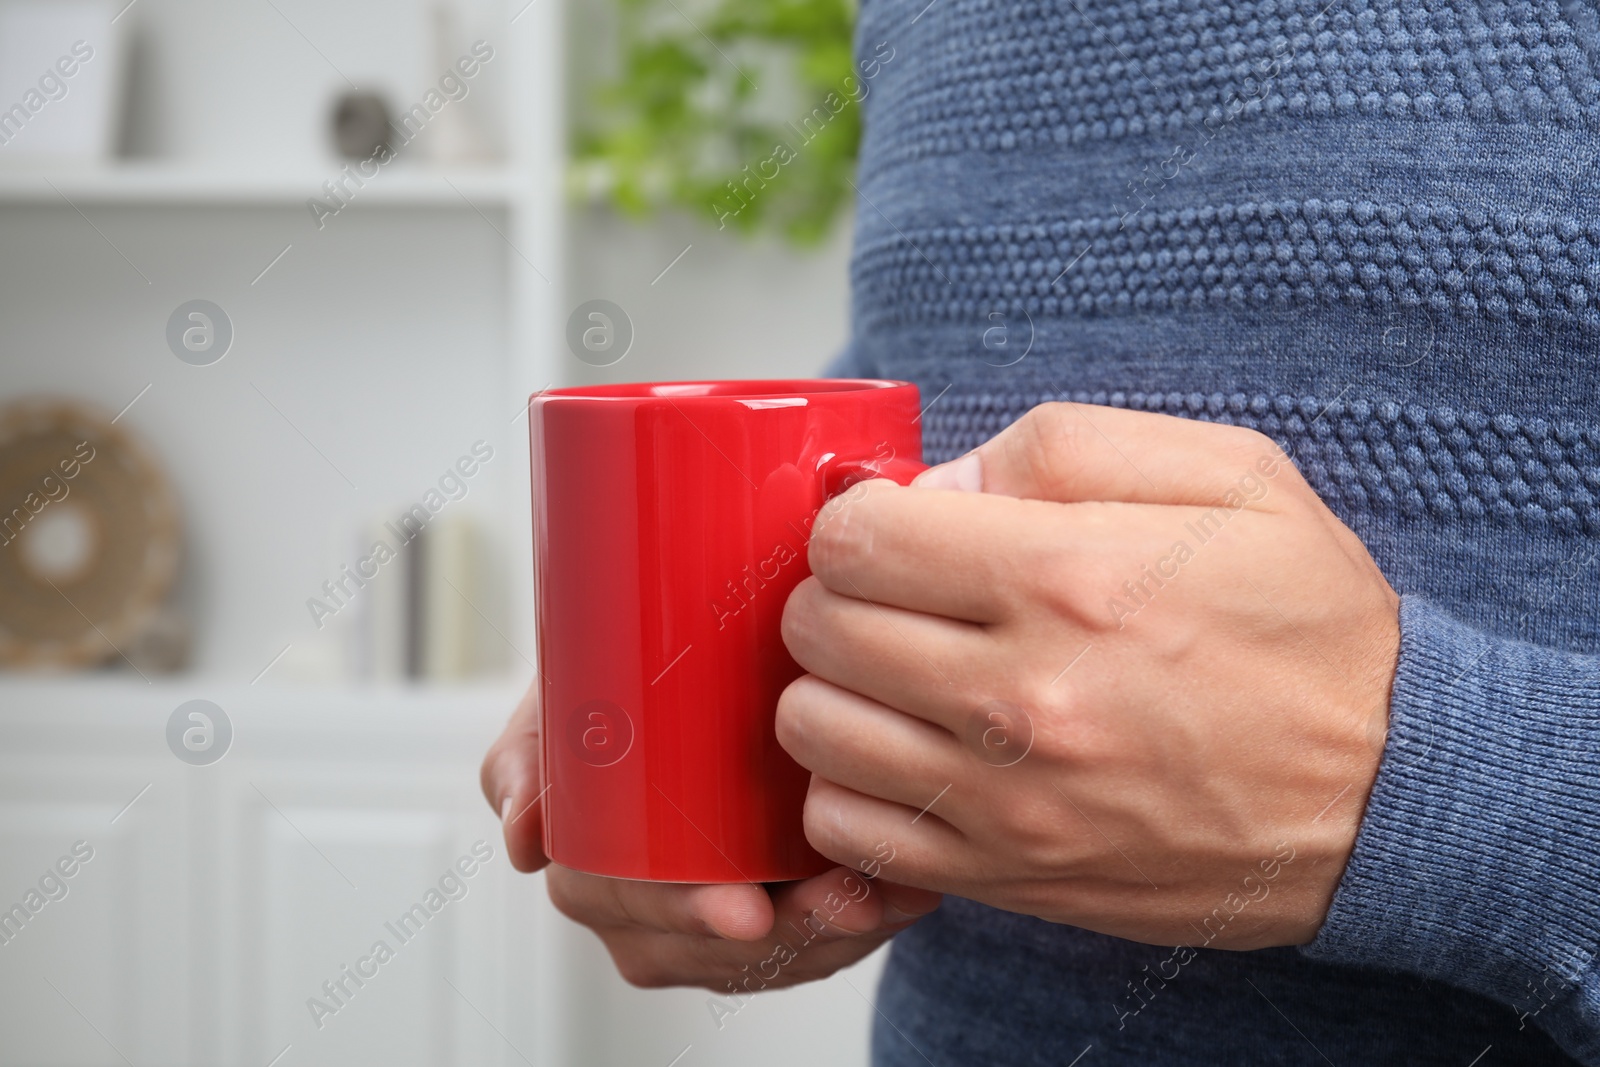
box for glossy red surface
[529,379,925,882]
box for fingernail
[912,451,981,492]
[817,919,866,939]
[882,902,937,925]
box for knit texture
[876,0,1600,166]
[852,200,1600,327]
[924,387,1600,533]
[1304,596,1600,1062]
[837,0,1600,1064]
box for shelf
[0,162,529,206]
[0,673,526,717]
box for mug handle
[819,453,929,497]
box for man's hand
[481,682,941,990]
[777,402,1401,950]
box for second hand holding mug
[530,379,926,882]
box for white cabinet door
[0,681,556,1067]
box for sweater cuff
[1303,595,1600,1045]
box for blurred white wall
[564,206,854,386]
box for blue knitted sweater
[831,1,1600,1063]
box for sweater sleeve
[1302,594,1600,1064]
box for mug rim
[529,379,913,403]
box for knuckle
[1011,403,1084,496]
[807,508,850,574]
[1226,426,1295,478]
[1268,447,1309,492]
[801,788,847,862]
[1227,424,1275,454]
[1024,401,1074,436]
[965,696,1037,768]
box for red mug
[529,379,925,882]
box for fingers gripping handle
[819,453,929,497]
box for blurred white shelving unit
[0,0,571,1062]
[0,164,527,204]
[0,0,563,680]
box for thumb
[482,682,551,873]
[489,746,549,874]
[912,401,1287,505]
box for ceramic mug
[529,379,925,882]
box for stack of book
[365,512,492,682]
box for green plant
[572,0,860,245]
